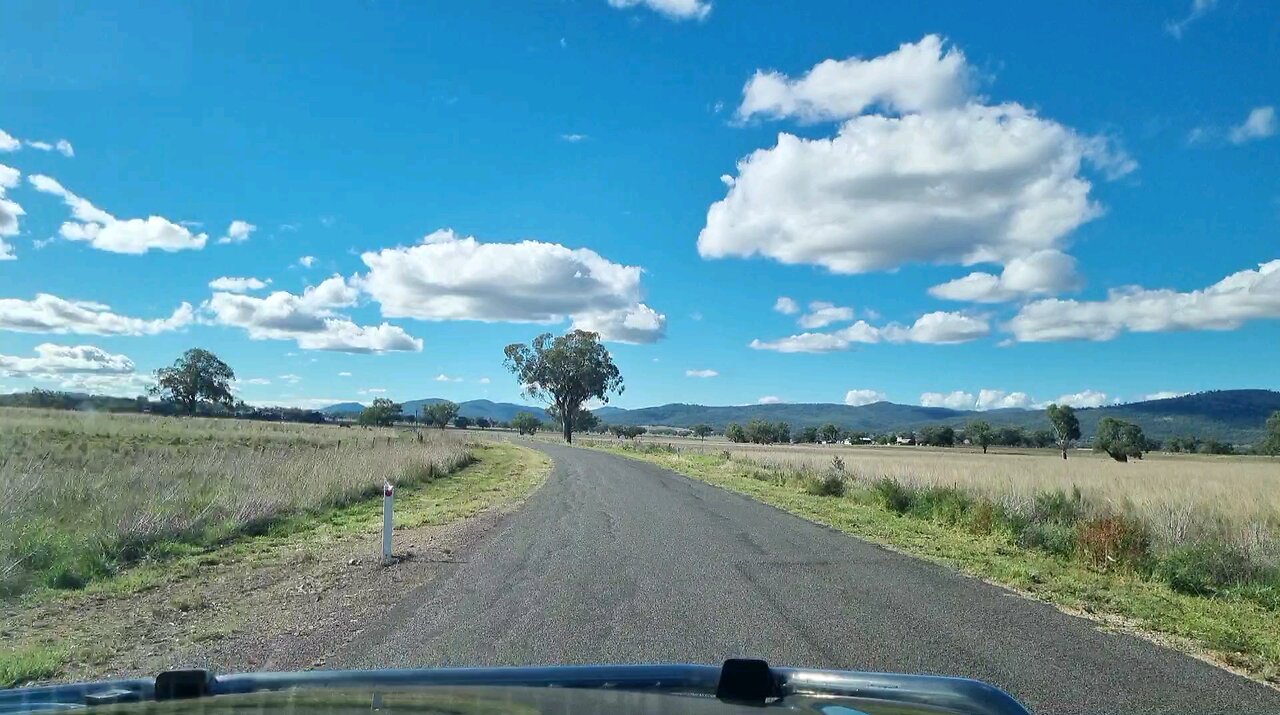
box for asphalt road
[339,441,1280,714]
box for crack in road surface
[336,441,1279,715]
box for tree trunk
[982,445,988,454]
[563,419,572,444]
[1061,446,1068,459]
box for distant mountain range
[322,389,1280,444]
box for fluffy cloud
[844,389,886,406]
[1229,106,1276,145]
[750,311,987,353]
[570,303,667,344]
[929,250,1081,303]
[976,389,1034,410]
[757,395,783,404]
[208,276,270,293]
[0,344,148,395]
[606,0,710,21]
[773,296,800,315]
[702,36,1132,297]
[0,293,193,335]
[686,369,719,378]
[298,256,317,268]
[701,103,1128,275]
[240,377,271,385]
[1050,390,1111,408]
[797,301,854,329]
[217,220,257,244]
[0,164,22,259]
[434,374,463,383]
[739,35,970,122]
[359,229,665,343]
[920,391,975,410]
[0,130,18,152]
[206,276,422,353]
[28,174,207,254]
[1007,260,1280,342]
[0,343,134,377]
[918,389,1036,410]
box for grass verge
[590,444,1280,684]
[2,443,550,688]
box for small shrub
[1076,512,1151,572]
[1155,541,1262,596]
[910,486,973,526]
[874,478,913,514]
[968,500,995,535]
[805,472,846,497]
[829,455,845,473]
[1032,488,1084,524]
[1019,522,1077,558]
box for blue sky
[1,0,1277,411]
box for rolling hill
[323,398,545,423]
[322,389,1280,444]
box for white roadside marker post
[382,481,394,565]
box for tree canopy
[504,330,623,444]
[512,411,542,436]
[424,401,459,429]
[1264,411,1280,457]
[691,424,713,440]
[1094,417,1146,462]
[1047,404,1081,459]
[358,397,401,427]
[151,348,235,414]
[966,420,994,454]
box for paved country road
[336,441,1279,715]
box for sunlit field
[579,434,1280,557]
[0,407,472,598]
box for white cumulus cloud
[0,294,193,335]
[606,0,710,21]
[298,255,317,268]
[1050,390,1111,408]
[929,250,1082,303]
[28,174,207,254]
[739,35,971,122]
[686,369,719,378]
[217,220,257,244]
[1007,259,1280,342]
[844,389,886,406]
[434,373,463,382]
[773,296,800,315]
[976,389,1034,410]
[206,276,422,354]
[208,276,270,293]
[797,301,854,329]
[750,311,987,353]
[0,164,23,259]
[920,391,976,410]
[0,343,135,377]
[757,395,783,404]
[358,228,665,343]
[1229,106,1276,145]
[702,36,1132,297]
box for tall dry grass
[0,407,471,597]
[585,436,1280,567]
